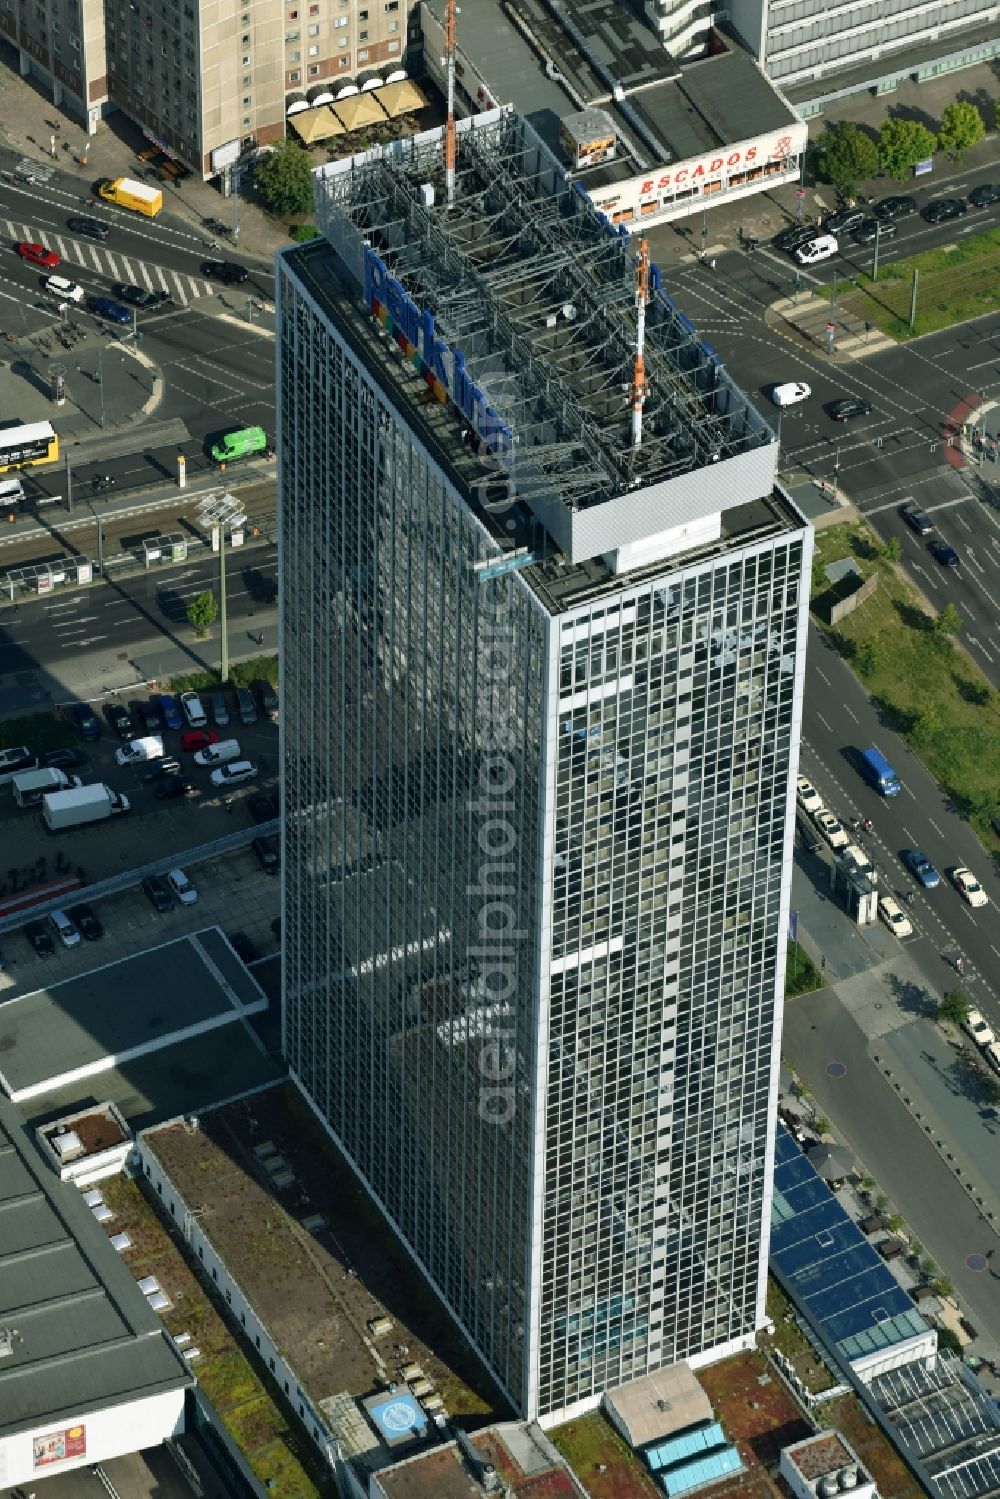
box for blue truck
[858,746,901,797]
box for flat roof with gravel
[0,929,268,1102]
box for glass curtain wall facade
[279,257,810,1421]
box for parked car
[772,381,811,407]
[68,902,104,940]
[144,697,164,731]
[877,895,912,939]
[201,259,249,284]
[73,702,102,740]
[247,790,278,824]
[210,760,258,787]
[155,775,197,799]
[129,701,153,736]
[18,240,60,268]
[873,195,916,220]
[795,776,824,815]
[180,690,207,727]
[902,849,940,888]
[166,868,198,905]
[209,691,230,727]
[922,198,967,224]
[180,729,219,753]
[140,756,181,782]
[900,503,934,536]
[67,214,110,239]
[929,539,959,569]
[814,810,850,850]
[48,908,81,948]
[823,207,864,235]
[951,866,988,907]
[775,223,818,252]
[156,693,184,730]
[830,397,873,421]
[44,747,89,769]
[253,678,279,722]
[105,702,134,739]
[252,836,279,875]
[141,875,175,912]
[852,219,897,245]
[793,234,838,265]
[969,182,1000,208]
[228,931,259,963]
[963,1009,996,1048]
[24,920,55,957]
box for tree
[910,704,943,747]
[935,602,962,637]
[937,987,969,1026]
[878,118,938,180]
[854,639,883,680]
[937,100,985,162]
[879,536,901,565]
[933,1275,953,1299]
[815,122,879,194]
[186,590,218,636]
[887,1213,904,1232]
[254,140,315,217]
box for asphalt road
[800,622,999,1027]
[656,166,1000,679]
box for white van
[794,233,838,265]
[0,477,26,508]
[193,738,241,767]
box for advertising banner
[34,1424,86,1468]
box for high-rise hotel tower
[277,106,811,1422]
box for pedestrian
[709,257,717,271]
[257,633,264,647]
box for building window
[242,52,250,63]
[288,47,300,58]
[243,93,251,103]
[241,31,250,43]
[285,28,299,38]
[243,114,251,124]
[308,42,318,53]
[308,22,318,33]
[337,35,347,46]
[356,46,367,59]
[287,5,297,12]
[288,68,300,80]
[387,17,397,28]
[359,28,367,37]
[308,62,320,74]
[310,1,320,9]
[338,53,350,65]
[386,37,398,49]
[333,14,346,23]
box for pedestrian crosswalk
[13,157,55,186]
[4,217,217,305]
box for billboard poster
[33,1424,87,1468]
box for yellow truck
[97,177,163,217]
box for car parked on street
[68,902,104,940]
[814,810,850,850]
[922,198,967,225]
[144,698,164,731]
[877,895,912,939]
[951,866,988,907]
[48,908,81,948]
[873,195,916,220]
[210,760,258,787]
[902,849,940,888]
[900,503,934,536]
[18,240,59,268]
[67,215,110,239]
[180,690,207,728]
[823,207,864,235]
[829,396,873,421]
[24,920,55,957]
[775,223,818,253]
[166,868,198,905]
[253,679,279,722]
[796,776,824,815]
[969,182,1000,208]
[106,702,134,739]
[963,1009,996,1048]
[141,875,175,912]
[794,234,838,265]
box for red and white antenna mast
[444,0,458,206]
[631,237,650,447]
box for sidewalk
[0,55,291,261]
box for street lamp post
[88,503,104,575]
[196,491,246,685]
[96,345,105,428]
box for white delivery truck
[12,767,81,807]
[115,735,165,766]
[42,783,130,831]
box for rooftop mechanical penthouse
[278,104,812,1422]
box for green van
[211,426,269,464]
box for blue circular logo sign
[381,1401,417,1434]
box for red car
[17,241,60,269]
[179,729,219,753]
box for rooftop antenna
[630,236,649,447]
[444,0,458,205]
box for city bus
[0,420,60,472]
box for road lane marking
[816,713,832,731]
[843,705,858,722]
[927,818,944,836]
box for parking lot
[0,837,280,1000]
[1,685,280,891]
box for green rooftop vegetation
[100,1175,332,1498]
